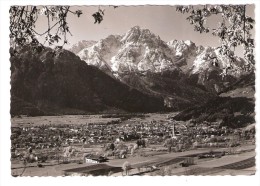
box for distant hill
[10,45,165,116]
[118,71,214,110]
[11,96,45,117]
[218,73,255,99]
[172,73,255,128]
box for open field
[11,113,179,127]
[11,115,122,127]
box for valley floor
[10,113,256,176]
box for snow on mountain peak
[121,26,141,43]
[76,35,121,72]
[72,26,247,79]
[68,40,97,54]
[184,40,194,46]
[192,46,247,77]
[167,39,196,56]
[73,26,179,73]
[109,26,179,73]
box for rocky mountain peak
[121,26,161,46]
[70,26,251,93]
[68,40,97,54]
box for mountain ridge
[70,26,251,94]
[10,45,166,116]
[10,26,254,120]
[172,73,255,128]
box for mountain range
[69,26,250,94]
[10,26,255,128]
[67,26,254,110]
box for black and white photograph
[0,0,259,184]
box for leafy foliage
[9,6,107,52]
[176,5,255,75]
[92,8,105,24]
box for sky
[36,5,255,54]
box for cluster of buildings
[11,117,255,161]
